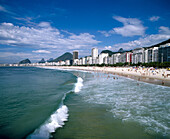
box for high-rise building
[158,43,170,62]
[92,48,98,64]
[73,51,78,60]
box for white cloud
[99,16,146,37]
[113,30,170,51]
[0,5,8,13]
[38,22,51,28]
[32,50,51,53]
[149,16,160,22]
[105,46,112,49]
[0,22,100,50]
[159,26,170,35]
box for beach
[40,66,170,87]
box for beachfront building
[73,59,79,65]
[103,56,109,64]
[147,47,159,63]
[120,52,132,63]
[65,60,70,65]
[158,43,170,62]
[82,57,86,65]
[99,53,109,64]
[78,58,83,65]
[86,56,92,65]
[92,48,98,64]
[73,51,78,60]
[112,53,121,64]
[132,48,145,64]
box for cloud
[32,50,51,53]
[159,26,170,34]
[149,16,160,22]
[0,22,100,50]
[112,27,170,51]
[99,16,146,37]
[38,22,51,28]
[0,5,9,13]
[105,46,112,49]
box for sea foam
[74,77,83,93]
[27,105,68,139]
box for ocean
[0,67,169,139]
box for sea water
[0,67,169,139]
[0,67,77,139]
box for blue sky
[0,0,170,63]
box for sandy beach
[40,66,170,87]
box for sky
[0,0,170,63]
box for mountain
[100,50,114,56]
[19,59,31,64]
[147,38,170,48]
[39,58,46,63]
[47,58,53,62]
[53,52,73,62]
[118,48,124,53]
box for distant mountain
[47,58,53,62]
[39,58,46,63]
[53,52,73,62]
[19,59,31,64]
[118,48,124,53]
[100,50,114,56]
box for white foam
[74,77,83,93]
[27,105,69,139]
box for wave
[27,105,68,139]
[27,76,82,139]
[74,77,83,93]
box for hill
[19,59,31,64]
[100,50,114,56]
[39,58,46,63]
[147,38,170,49]
[53,52,73,62]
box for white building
[113,53,121,64]
[99,53,109,64]
[120,52,132,63]
[82,57,86,65]
[92,48,98,64]
[65,60,70,65]
[73,59,79,65]
[86,56,92,65]
[132,48,145,64]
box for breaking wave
[74,77,83,93]
[27,76,82,139]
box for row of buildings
[72,42,170,66]
[1,41,169,67]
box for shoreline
[39,66,170,87]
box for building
[73,59,79,65]
[86,56,92,65]
[158,43,170,62]
[132,48,144,64]
[73,51,78,60]
[147,47,159,63]
[99,53,109,64]
[92,48,98,64]
[65,60,70,65]
[113,53,121,64]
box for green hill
[53,52,73,62]
[100,50,114,56]
[19,59,31,64]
